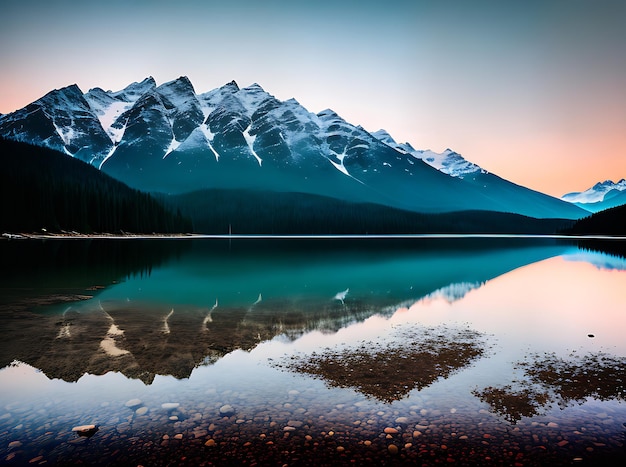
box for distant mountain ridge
[0,76,588,219]
[562,179,626,212]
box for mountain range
[0,76,590,221]
[561,179,626,213]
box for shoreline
[3,232,626,241]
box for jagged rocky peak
[110,76,157,102]
[225,80,239,91]
[156,76,197,105]
[562,178,626,203]
[371,129,397,146]
[317,108,339,119]
[156,77,204,141]
[23,84,92,116]
[197,80,242,112]
[236,83,277,117]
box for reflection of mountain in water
[0,237,574,383]
[2,297,386,384]
[573,239,626,266]
[474,351,626,424]
[274,324,487,403]
[421,281,484,303]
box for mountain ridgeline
[0,76,590,234]
[0,138,191,234]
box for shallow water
[0,237,625,465]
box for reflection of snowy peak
[423,282,483,303]
[371,129,484,178]
[561,179,626,213]
[0,77,588,219]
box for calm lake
[1,237,625,466]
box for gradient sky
[1,0,625,197]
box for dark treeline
[0,138,192,234]
[0,239,189,299]
[562,203,626,236]
[166,189,573,235]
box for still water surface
[0,237,625,465]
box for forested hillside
[0,138,191,234]
[564,204,626,236]
[166,189,573,235]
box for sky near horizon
[1,0,625,197]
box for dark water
[0,237,625,465]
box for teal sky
[1,0,625,196]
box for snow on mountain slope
[84,88,134,144]
[561,179,626,212]
[372,129,484,178]
[562,179,626,204]
[0,84,113,165]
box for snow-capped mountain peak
[562,179,626,204]
[370,129,396,147]
[110,76,157,101]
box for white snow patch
[199,124,221,161]
[107,120,127,145]
[99,145,118,169]
[329,150,350,176]
[236,84,270,117]
[53,121,78,147]
[98,101,132,139]
[163,138,181,159]
[243,125,262,166]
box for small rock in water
[588,334,595,338]
[219,404,235,416]
[135,407,148,415]
[72,425,99,437]
[8,441,22,449]
[125,398,142,408]
[161,402,180,410]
